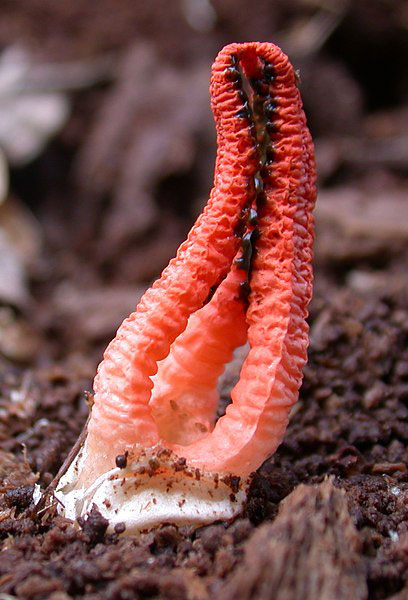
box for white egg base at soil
[55,444,248,533]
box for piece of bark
[220,478,367,600]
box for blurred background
[0,0,407,369]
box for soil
[1,1,408,599]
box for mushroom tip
[55,445,249,534]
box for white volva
[55,443,248,534]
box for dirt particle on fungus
[115,452,128,469]
[223,475,241,494]
[148,458,160,473]
[114,522,126,534]
[174,457,187,472]
[195,422,207,433]
[77,505,109,544]
[157,448,171,459]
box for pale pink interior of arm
[149,268,248,445]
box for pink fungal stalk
[55,41,316,533]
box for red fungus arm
[80,42,316,480]
[170,43,316,475]
[84,45,261,477]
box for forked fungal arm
[55,41,316,533]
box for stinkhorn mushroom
[55,42,316,533]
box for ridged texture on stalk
[170,42,316,475]
[84,44,262,477]
[83,42,316,481]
